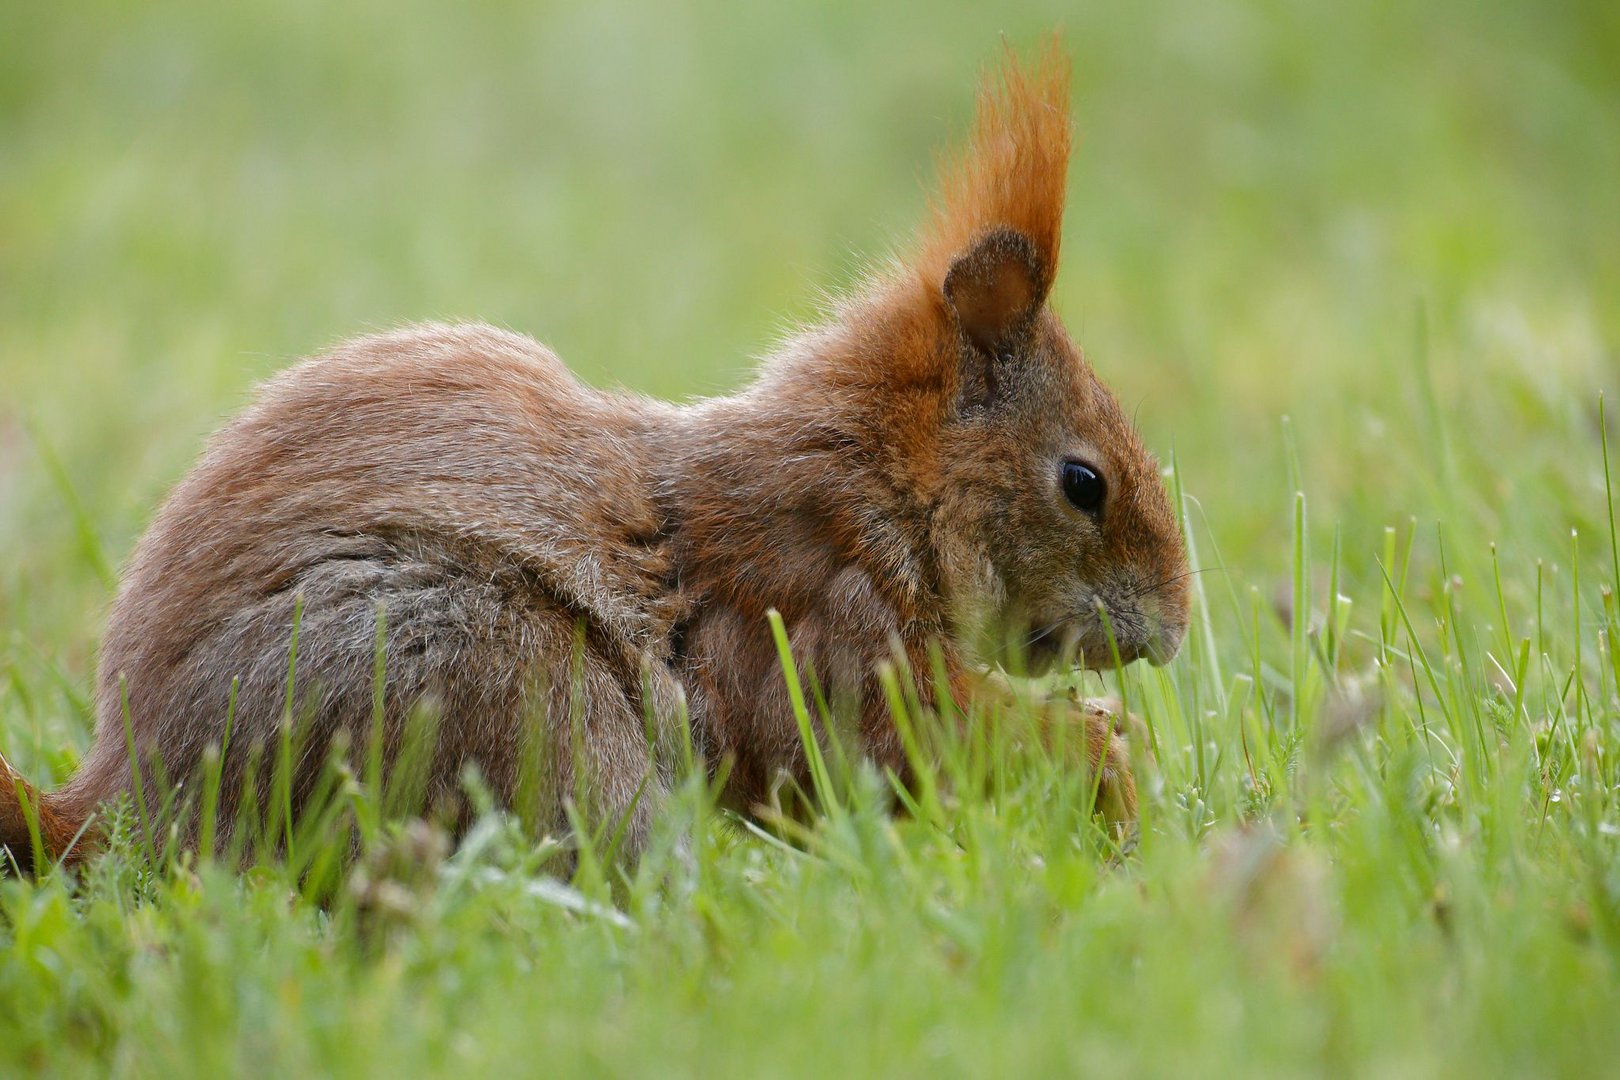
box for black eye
[1062,461,1106,513]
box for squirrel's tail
[0,749,87,874]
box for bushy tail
[0,750,86,874]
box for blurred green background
[3,0,1617,751]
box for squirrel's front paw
[1070,698,1138,831]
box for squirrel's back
[60,322,686,848]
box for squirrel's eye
[1061,461,1106,513]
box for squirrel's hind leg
[520,619,673,875]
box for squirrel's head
[921,43,1190,672]
[929,282,1192,673]
[776,41,1191,672]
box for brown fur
[0,42,1188,872]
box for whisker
[1026,571,1221,648]
[1026,614,1076,645]
[1125,565,1226,603]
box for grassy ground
[4,0,1620,1075]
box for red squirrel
[1,43,1189,873]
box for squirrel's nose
[1143,611,1186,666]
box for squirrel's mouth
[1020,626,1071,674]
[1018,621,1106,674]
[1018,607,1161,674]
[1025,637,1148,675]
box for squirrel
[0,42,1189,875]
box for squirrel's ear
[913,39,1071,358]
[942,227,1043,357]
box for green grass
[4,0,1620,1074]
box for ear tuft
[943,228,1042,356]
[914,38,1072,309]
